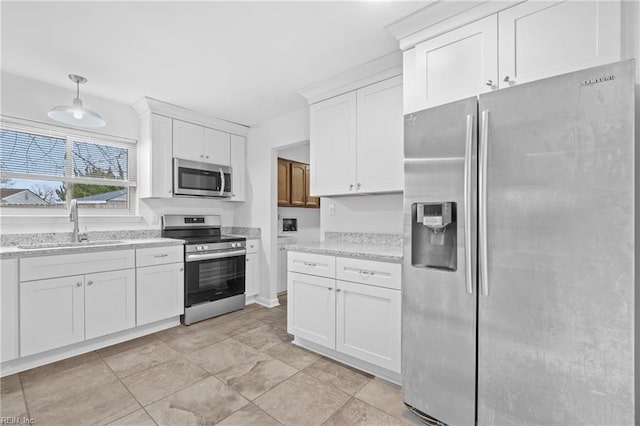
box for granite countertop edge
[0,238,185,259]
[285,243,403,264]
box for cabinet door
[85,269,136,340]
[1,259,19,362]
[245,252,260,298]
[310,91,357,196]
[413,14,498,110]
[304,165,320,208]
[230,134,246,201]
[335,280,401,372]
[287,271,335,348]
[150,114,174,198]
[290,161,307,207]
[204,127,231,166]
[356,76,404,193]
[173,120,204,162]
[136,263,184,326]
[21,275,85,357]
[498,0,621,88]
[277,158,291,206]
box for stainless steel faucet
[69,199,88,242]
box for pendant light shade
[48,74,106,127]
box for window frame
[0,115,137,215]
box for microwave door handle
[219,168,225,196]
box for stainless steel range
[161,214,246,325]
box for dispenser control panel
[416,202,453,230]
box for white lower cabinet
[136,263,184,326]
[1,259,19,362]
[21,275,86,357]
[244,240,260,302]
[85,269,136,340]
[335,280,401,372]
[288,272,336,348]
[287,251,401,375]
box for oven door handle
[186,249,246,262]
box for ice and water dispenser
[411,202,457,271]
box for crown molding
[132,97,249,136]
[386,0,524,51]
[298,51,403,105]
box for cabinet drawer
[288,251,335,279]
[246,239,260,254]
[136,245,183,267]
[20,250,135,282]
[336,257,401,290]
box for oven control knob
[202,245,208,251]
[231,242,237,248]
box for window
[0,117,136,211]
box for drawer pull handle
[154,254,169,258]
[359,270,375,279]
[304,262,317,267]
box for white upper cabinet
[310,76,403,197]
[204,127,231,166]
[498,0,621,87]
[410,15,498,112]
[173,119,204,162]
[401,0,621,113]
[229,134,246,201]
[356,75,404,193]
[173,120,231,166]
[138,113,172,198]
[310,91,356,196]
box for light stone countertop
[285,240,403,263]
[0,238,184,259]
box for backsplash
[0,230,161,247]
[222,227,261,238]
[324,231,402,247]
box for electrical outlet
[328,202,335,216]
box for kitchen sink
[17,240,126,250]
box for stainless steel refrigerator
[402,60,636,425]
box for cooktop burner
[160,214,246,246]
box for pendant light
[48,74,106,127]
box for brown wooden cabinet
[277,158,291,206]
[277,158,320,208]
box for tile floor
[0,294,421,425]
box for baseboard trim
[1,317,179,377]
[255,296,280,308]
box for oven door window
[179,166,221,192]
[185,255,245,306]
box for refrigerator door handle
[479,109,490,296]
[464,113,474,295]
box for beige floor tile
[122,357,209,406]
[216,353,297,400]
[268,316,288,330]
[254,372,350,426]
[211,316,269,337]
[107,408,156,426]
[19,351,100,384]
[102,340,180,378]
[146,376,249,425]
[155,322,229,353]
[21,359,117,410]
[246,306,287,324]
[217,404,281,425]
[96,334,162,358]
[234,324,293,352]
[264,342,320,370]
[0,374,27,418]
[304,357,372,395]
[187,338,259,374]
[323,397,405,425]
[355,378,409,420]
[30,380,139,425]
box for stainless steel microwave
[173,158,232,198]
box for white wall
[278,206,320,242]
[320,193,403,236]
[278,144,310,164]
[235,107,310,306]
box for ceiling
[1,1,428,126]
